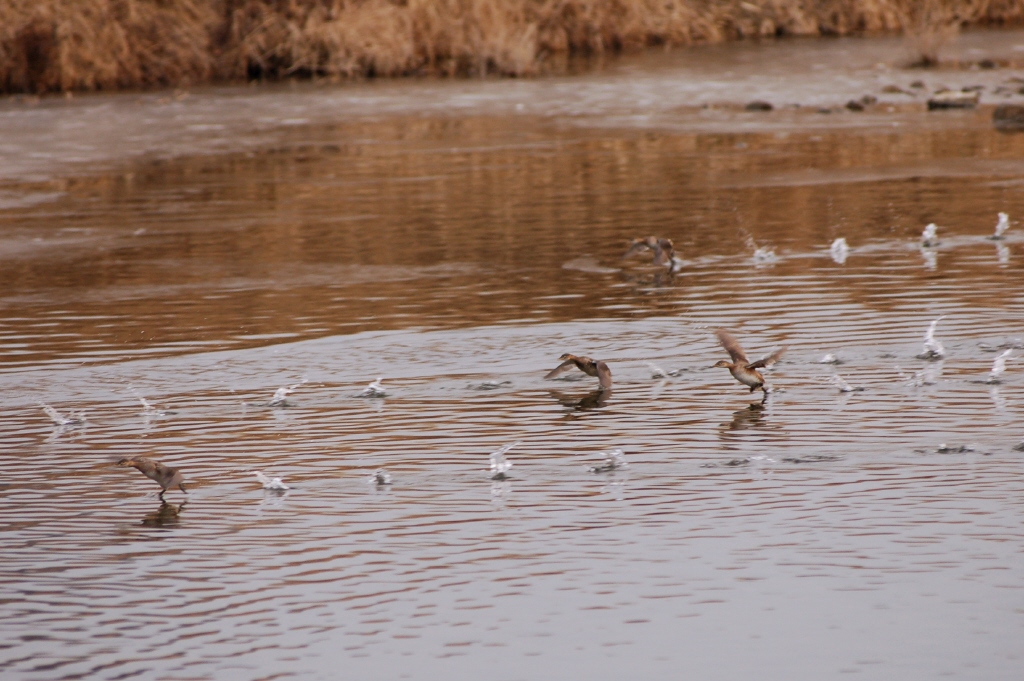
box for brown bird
[117,457,187,500]
[623,236,681,270]
[712,329,785,401]
[545,353,612,390]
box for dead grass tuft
[2,0,1024,93]
[897,0,960,66]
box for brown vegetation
[2,0,1024,93]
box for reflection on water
[140,501,185,528]
[548,388,612,412]
[723,403,766,432]
[3,39,1024,681]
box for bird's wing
[544,360,578,379]
[622,240,651,259]
[715,329,749,364]
[596,361,613,390]
[748,346,785,369]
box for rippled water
[4,32,1024,681]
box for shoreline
[2,0,1024,94]
[1,29,1023,188]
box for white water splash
[359,377,387,398]
[588,448,628,473]
[993,212,1010,240]
[830,238,849,264]
[268,379,307,406]
[40,403,86,427]
[921,223,938,246]
[830,374,863,393]
[489,441,519,480]
[251,471,290,490]
[988,349,1013,383]
[369,469,392,485]
[918,317,946,359]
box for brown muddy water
[3,32,1024,681]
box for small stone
[845,99,865,112]
[979,59,997,69]
[861,94,878,105]
[745,100,773,111]
[881,85,906,94]
[910,80,925,89]
[927,90,980,110]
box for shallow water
[3,32,1024,681]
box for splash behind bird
[489,441,519,480]
[922,223,939,247]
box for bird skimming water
[712,329,785,401]
[117,457,187,501]
[545,354,612,390]
[623,236,682,271]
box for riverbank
[2,0,1024,93]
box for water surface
[2,31,1024,681]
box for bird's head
[116,458,136,468]
[712,360,733,369]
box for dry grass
[2,0,1024,93]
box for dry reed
[2,0,1024,93]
